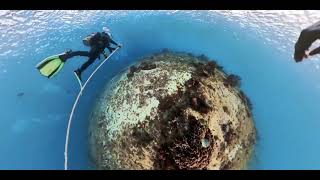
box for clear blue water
[1,10,320,170]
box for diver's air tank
[83,33,96,47]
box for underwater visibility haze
[1,10,320,170]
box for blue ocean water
[1,10,320,170]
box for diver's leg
[70,51,90,57]
[74,57,96,81]
[60,51,90,62]
[74,46,101,80]
[78,57,96,73]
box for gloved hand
[294,21,320,62]
[118,44,123,48]
[103,52,108,59]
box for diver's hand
[294,21,320,62]
[103,52,108,59]
[117,44,122,48]
[294,30,313,62]
[309,46,320,57]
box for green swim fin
[36,54,65,78]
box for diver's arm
[109,38,119,46]
[295,21,320,61]
[295,27,320,52]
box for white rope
[64,47,121,170]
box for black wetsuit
[61,32,118,73]
[295,21,320,61]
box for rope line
[64,47,120,170]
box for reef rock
[89,51,256,170]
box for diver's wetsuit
[295,20,320,61]
[60,32,119,73]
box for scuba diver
[294,20,320,62]
[36,27,122,81]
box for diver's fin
[36,54,65,78]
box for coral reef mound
[89,50,256,170]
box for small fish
[17,92,24,97]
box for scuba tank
[83,33,96,47]
[82,30,112,47]
[102,27,112,38]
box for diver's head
[102,27,112,37]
